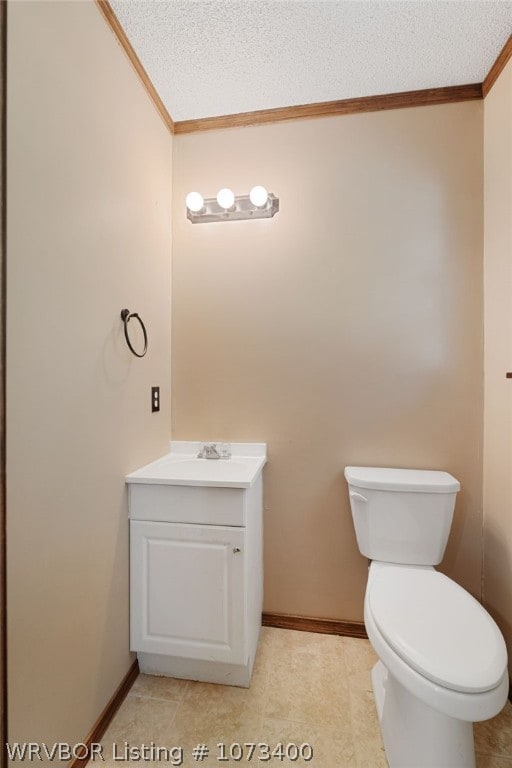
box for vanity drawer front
[128,483,246,526]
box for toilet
[345,466,508,768]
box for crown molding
[173,84,482,134]
[483,34,512,97]
[94,0,175,134]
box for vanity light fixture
[186,186,279,224]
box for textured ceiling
[110,0,512,122]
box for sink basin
[172,458,246,470]
[126,451,266,488]
[158,458,248,481]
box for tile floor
[101,628,512,767]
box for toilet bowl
[345,466,509,768]
[365,562,508,768]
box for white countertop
[126,442,267,488]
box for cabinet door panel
[131,521,246,664]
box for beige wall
[172,103,484,621]
[7,0,171,743]
[483,58,512,659]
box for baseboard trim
[262,612,367,639]
[69,659,139,768]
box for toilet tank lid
[344,467,460,493]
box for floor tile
[263,648,350,728]
[176,721,266,768]
[343,636,378,675]
[266,626,346,658]
[101,695,180,765]
[475,701,512,759]
[173,679,265,739]
[476,755,512,768]
[262,717,356,767]
[130,673,189,703]
[349,683,386,768]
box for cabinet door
[130,521,246,664]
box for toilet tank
[344,467,460,565]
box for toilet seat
[367,563,507,694]
[364,590,509,723]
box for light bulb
[249,185,268,208]
[217,188,235,210]
[186,191,204,213]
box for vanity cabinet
[126,445,265,688]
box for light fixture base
[187,193,279,224]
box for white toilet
[345,466,508,768]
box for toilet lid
[368,566,507,693]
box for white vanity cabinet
[127,443,266,687]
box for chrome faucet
[197,442,232,460]
[197,443,221,460]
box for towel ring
[120,309,148,358]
